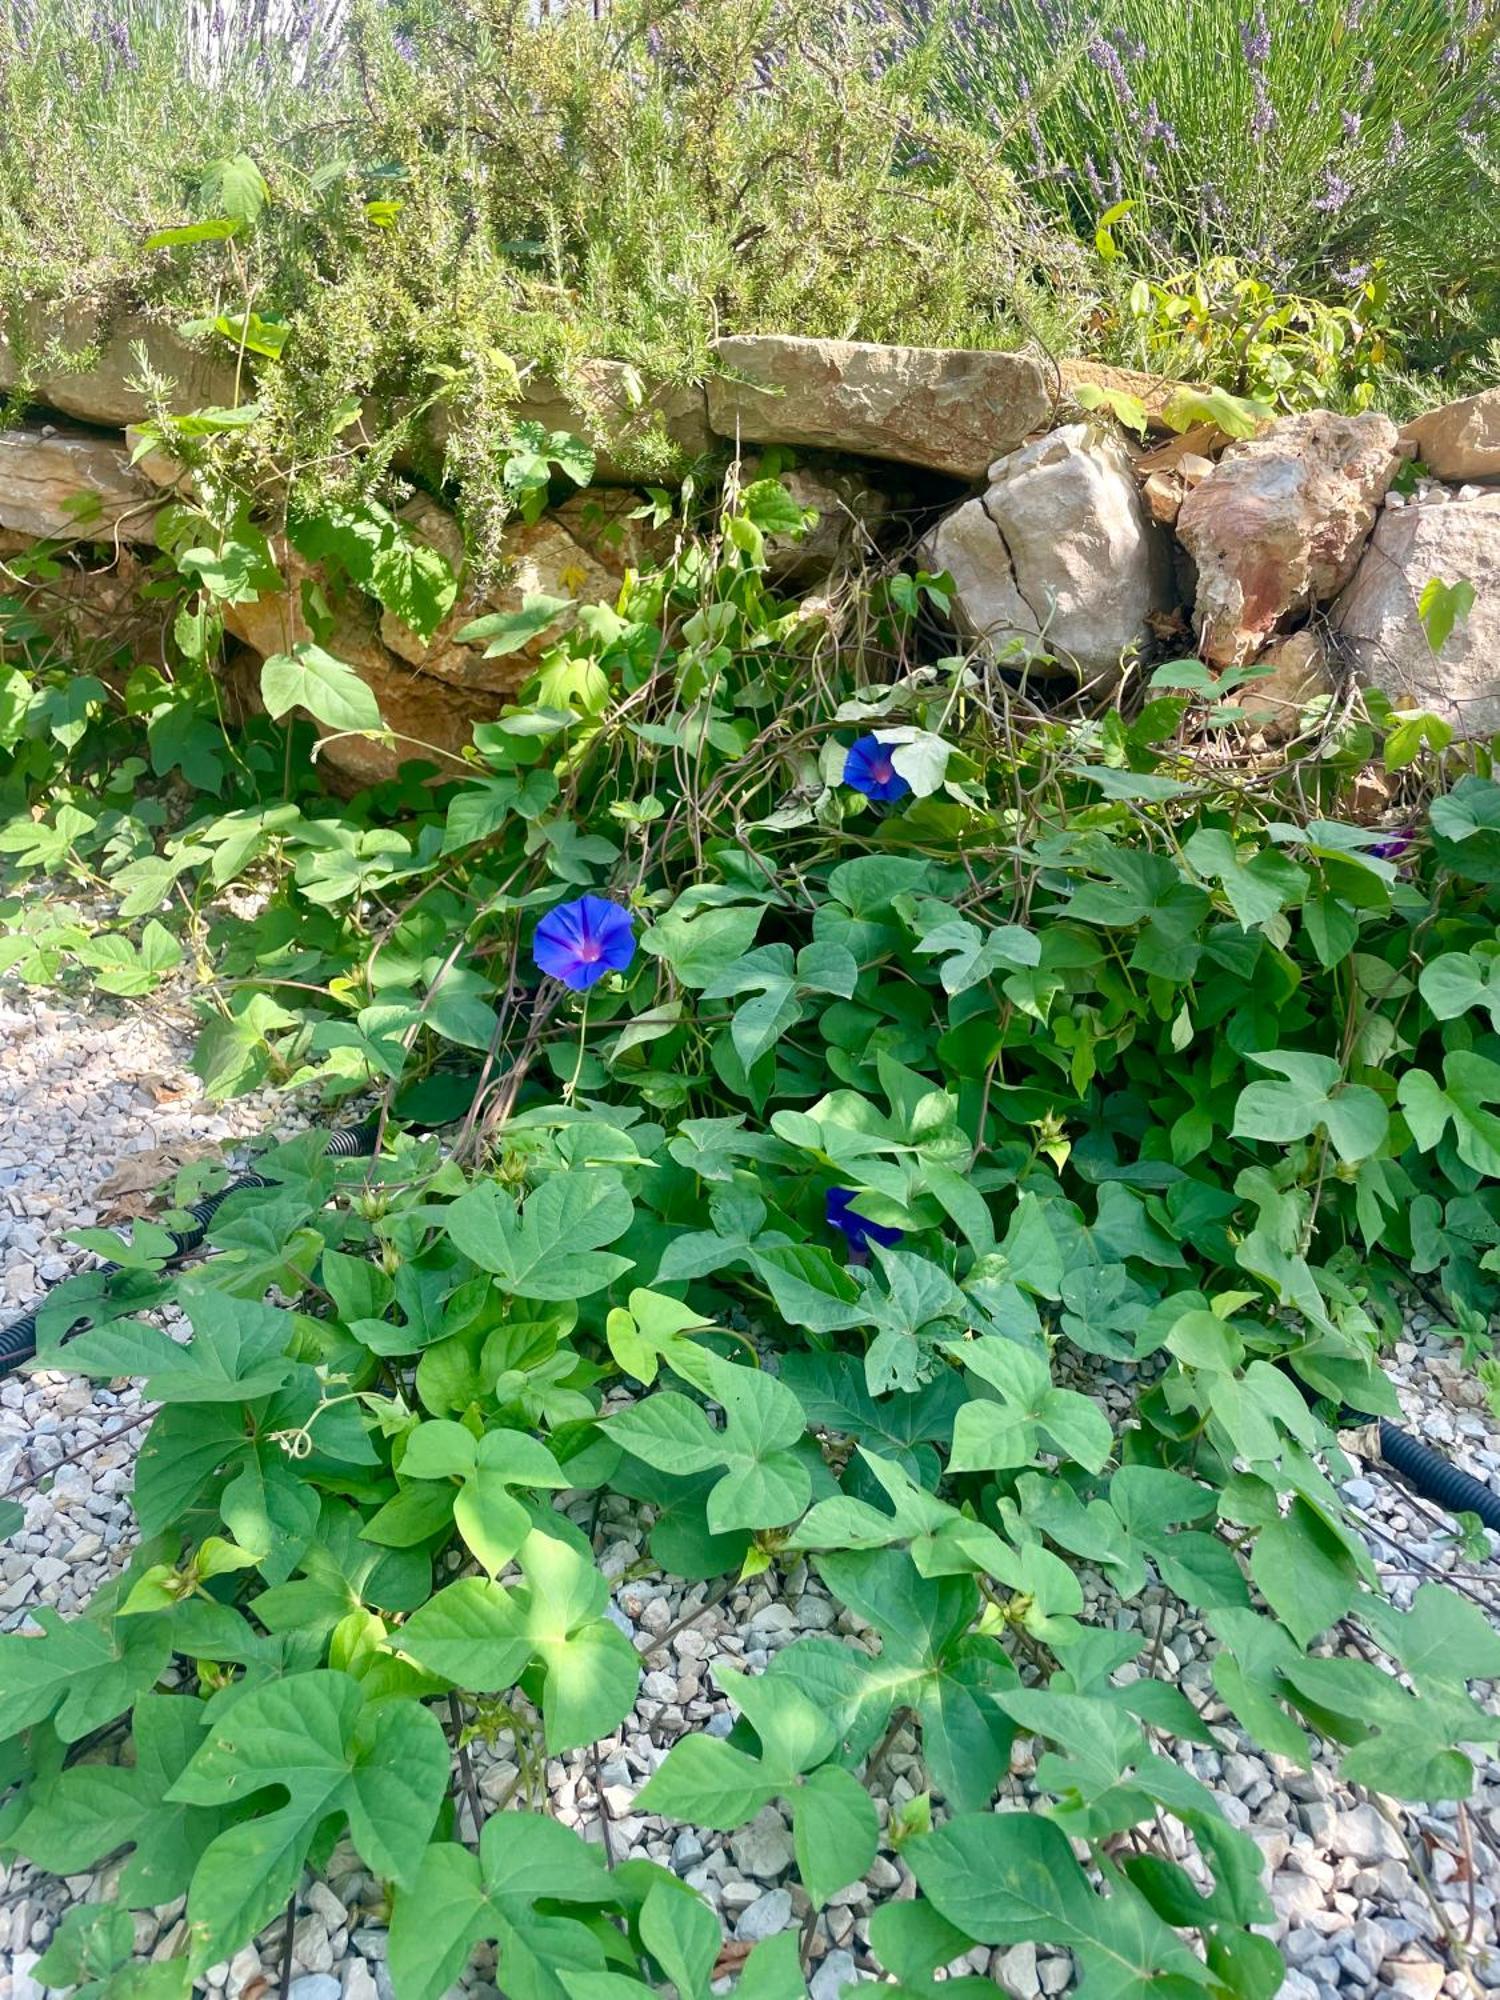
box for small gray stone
[1271,1873,1327,1923]
[1222,1752,1264,1798]
[995,1941,1041,1998]
[1279,1974,1320,2000]
[291,1914,334,1974]
[809,1949,858,2000]
[1383,1960,1445,2000]
[342,1964,379,2000]
[289,1979,341,2000]
[731,1806,795,1880]
[1037,1955,1071,1997]
[672,1830,706,1874]
[1329,1805,1406,1867]
[1284,1929,1328,1969]
[10,1951,44,2000]
[736,1889,793,1942]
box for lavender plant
[909,0,1500,366]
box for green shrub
[0,0,1094,552]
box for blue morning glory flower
[1368,829,1414,861]
[826,1186,904,1256]
[843,735,911,802]
[532,895,636,992]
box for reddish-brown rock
[1177,411,1400,666]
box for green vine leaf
[608,1355,810,1532]
[398,1529,640,1750]
[13,1694,229,1907]
[442,1170,636,1300]
[908,1811,1213,2000]
[389,1812,621,2000]
[260,642,384,734]
[168,1669,450,1971]
[1232,1050,1388,1163]
[0,1609,171,1743]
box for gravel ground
[1,992,1499,2000]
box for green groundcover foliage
[4,465,1500,2000]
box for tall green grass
[911,0,1500,365]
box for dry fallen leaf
[133,1070,192,1104]
[1136,422,1227,474]
[95,1142,220,1219]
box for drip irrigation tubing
[0,1112,381,1374]
[0,1114,1498,1535]
[1377,1418,1500,1534]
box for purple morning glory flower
[1368,830,1414,861]
[532,896,635,991]
[844,736,912,803]
[826,1187,904,1257]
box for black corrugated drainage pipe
[0,1114,380,1374]
[1,1117,1498,1536]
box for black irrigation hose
[1,1113,1498,1538]
[0,1113,382,1375]
[1377,1417,1500,1534]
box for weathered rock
[745,455,901,581]
[919,423,1173,680]
[222,487,657,785]
[1402,388,1500,483]
[1334,492,1500,737]
[1178,409,1400,665]
[1140,448,1216,529]
[709,335,1048,478]
[0,427,161,543]
[222,541,516,789]
[0,305,235,426]
[1142,470,1185,527]
[1240,628,1335,740]
[376,495,630,693]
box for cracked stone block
[920,422,1174,680]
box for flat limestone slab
[0,427,160,543]
[707,335,1049,478]
[0,305,236,428]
